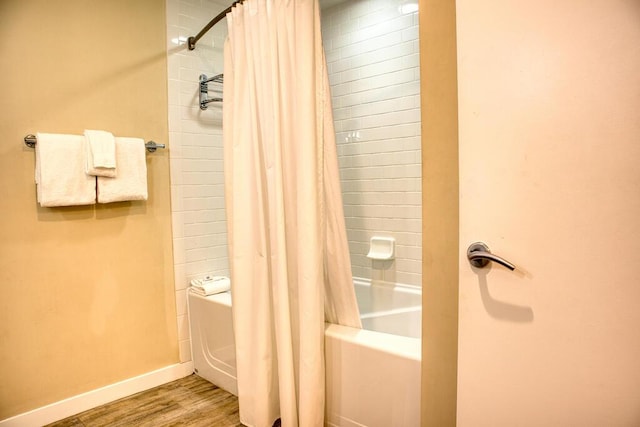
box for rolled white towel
[190,276,231,296]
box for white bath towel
[190,276,231,296]
[84,129,117,177]
[35,133,97,207]
[97,137,147,203]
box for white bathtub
[325,279,421,426]
[188,278,421,426]
[354,278,422,339]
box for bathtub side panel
[325,325,421,427]
[188,292,238,396]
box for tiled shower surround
[167,0,230,363]
[166,0,421,362]
[322,0,422,287]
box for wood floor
[45,374,242,427]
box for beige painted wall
[0,0,177,419]
[419,0,459,425]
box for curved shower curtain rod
[188,0,246,50]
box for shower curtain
[223,0,361,426]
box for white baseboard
[0,362,194,427]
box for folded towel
[97,137,148,203]
[84,129,116,177]
[190,276,231,296]
[35,133,96,207]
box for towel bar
[199,73,223,110]
[24,134,166,153]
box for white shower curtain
[222,1,361,426]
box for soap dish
[366,236,395,260]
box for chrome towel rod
[24,134,166,153]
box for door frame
[419,0,459,426]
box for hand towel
[190,276,231,296]
[97,137,148,203]
[35,133,96,207]
[84,129,116,177]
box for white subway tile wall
[322,0,422,287]
[167,0,422,362]
[167,0,231,363]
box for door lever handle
[467,242,516,271]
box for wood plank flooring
[45,374,242,427]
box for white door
[456,1,640,425]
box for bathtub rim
[188,290,422,361]
[324,323,421,362]
[188,282,422,359]
[353,276,422,296]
